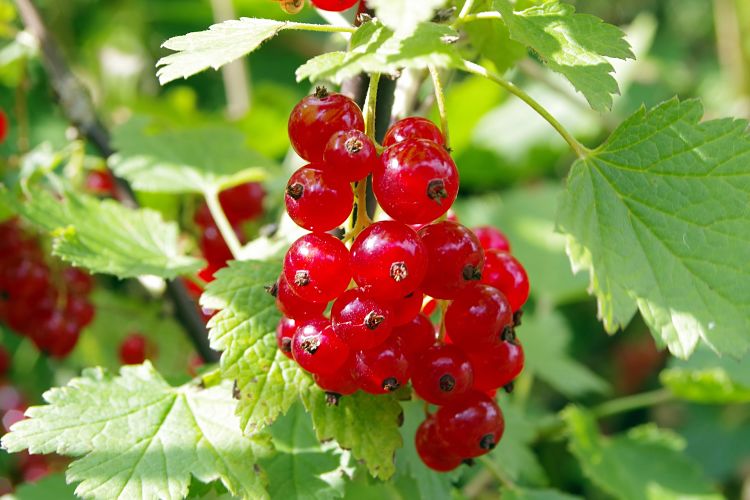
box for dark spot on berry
[513,309,523,327]
[301,337,320,354]
[294,270,310,287]
[479,434,496,450]
[364,311,385,330]
[314,86,329,99]
[344,136,364,154]
[325,392,341,406]
[404,292,414,298]
[264,282,278,297]
[286,182,304,200]
[280,337,292,354]
[439,374,456,392]
[462,264,482,281]
[382,377,400,392]
[501,325,516,342]
[426,179,448,204]
[462,458,475,466]
[390,261,408,282]
[504,381,515,394]
[232,380,240,400]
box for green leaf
[12,473,77,500]
[301,389,403,480]
[156,18,288,85]
[296,20,461,84]
[262,403,346,499]
[201,260,312,434]
[503,488,581,500]
[109,117,272,194]
[521,311,609,397]
[660,347,750,403]
[366,0,447,36]
[494,0,634,111]
[557,98,750,358]
[491,401,547,485]
[0,187,203,279]
[562,406,720,500]
[463,0,526,73]
[2,363,272,500]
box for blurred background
[0,0,749,498]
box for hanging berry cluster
[0,219,95,358]
[273,86,529,471]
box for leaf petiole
[204,188,243,259]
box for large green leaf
[493,0,633,111]
[201,260,312,434]
[366,0,447,36]
[562,407,720,500]
[2,363,272,500]
[557,98,750,359]
[0,187,203,279]
[660,346,750,403]
[462,0,526,73]
[109,117,272,194]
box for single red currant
[390,291,423,326]
[444,284,513,349]
[374,139,459,224]
[355,339,410,394]
[331,288,394,350]
[310,0,359,11]
[276,316,297,359]
[314,354,358,400]
[273,274,327,320]
[383,117,445,148]
[418,221,485,299]
[119,333,149,365]
[62,268,94,295]
[292,318,350,375]
[435,391,505,458]
[467,339,525,392]
[288,88,364,162]
[283,233,352,303]
[350,221,427,300]
[85,170,116,196]
[415,416,463,472]
[285,165,353,232]
[391,313,436,360]
[0,109,8,144]
[200,225,235,266]
[64,294,95,328]
[481,250,529,311]
[473,226,511,252]
[323,129,379,182]
[219,182,265,224]
[412,344,474,405]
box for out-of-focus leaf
[660,347,750,403]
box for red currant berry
[435,391,505,458]
[283,233,352,303]
[416,416,463,471]
[200,225,235,266]
[120,333,149,365]
[314,354,358,399]
[412,344,473,405]
[445,284,512,349]
[64,294,95,328]
[473,226,511,252]
[467,339,524,392]
[276,316,297,359]
[285,165,353,232]
[85,170,117,196]
[323,130,379,182]
[273,274,327,320]
[292,318,350,375]
[481,250,529,311]
[422,298,437,316]
[390,291,423,326]
[0,109,8,144]
[62,268,94,296]
[310,0,359,11]
[331,288,394,350]
[383,117,445,148]
[418,221,485,299]
[350,221,427,300]
[392,313,436,360]
[355,339,410,394]
[288,88,364,162]
[374,139,459,224]
[219,182,265,224]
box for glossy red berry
[412,345,474,405]
[65,294,95,328]
[473,226,511,252]
[355,339,410,394]
[119,333,149,365]
[285,165,353,232]
[200,226,234,266]
[292,318,350,375]
[331,288,394,350]
[415,416,463,472]
[418,221,485,299]
[0,109,8,144]
[435,391,505,458]
[481,250,529,311]
[445,284,513,349]
[283,233,352,303]
[313,354,358,398]
[391,313,436,361]
[219,182,265,224]
[323,129,379,182]
[276,316,298,359]
[85,170,116,196]
[374,139,459,224]
[274,274,327,320]
[62,268,94,295]
[383,117,445,148]
[390,291,423,326]
[310,0,359,11]
[467,339,525,392]
[288,88,364,162]
[350,221,427,300]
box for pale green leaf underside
[109,117,272,194]
[0,188,202,279]
[660,347,750,403]
[494,0,633,111]
[562,407,720,500]
[296,20,461,84]
[156,18,287,84]
[366,0,447,36]
[557,98,750,359]
[2,363,272,500]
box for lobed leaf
[366,0,447,37]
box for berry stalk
[428,65,450,149]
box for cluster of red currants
[273,87,529,471]
[0,219,95,358]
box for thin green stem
[457,11,502,24]
[363,73,381,139]
[428,65,450,149]
[590,388,674,419]
[460,59,590,158]
[458,0,478,19]
[286,21,357,34]
[204,188,242,259]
